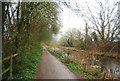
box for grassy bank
[48,48,107,79]
[59,46,120,59]
[14,48,42,80]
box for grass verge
[48,48,104,79]
[14,48,42,80]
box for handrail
[2,53,18,62]
[1,53,19,79]
[2,67,10,75]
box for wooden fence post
[10,55,12,79]
[2,53,18,79]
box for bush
[14,48,42,79]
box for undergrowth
[14,48,42,80]
[48,48,102,79]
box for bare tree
[87,0,118,42]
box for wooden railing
[1,53,19,79]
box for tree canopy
[2,2,60,79]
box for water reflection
[53,47,120,79]
[94,56,120,79]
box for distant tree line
[59,0,119,53]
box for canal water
[94,56,120,79]
[52,47,120,79]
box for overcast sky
[55,0,120,40]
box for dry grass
[50,46,120,79]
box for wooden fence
[1,53,19,79]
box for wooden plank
[1,53,19,77]
[2,53,18,62]
[12,53,18,58]
[10,55,13,79]
[1,67,10,75]
[2,56,10,62]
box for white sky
[60,5,85,33]
[55,0,120,40]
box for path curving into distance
[34,48,77,79]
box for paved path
[34,48,77,79]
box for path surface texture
[35,48,77,79]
